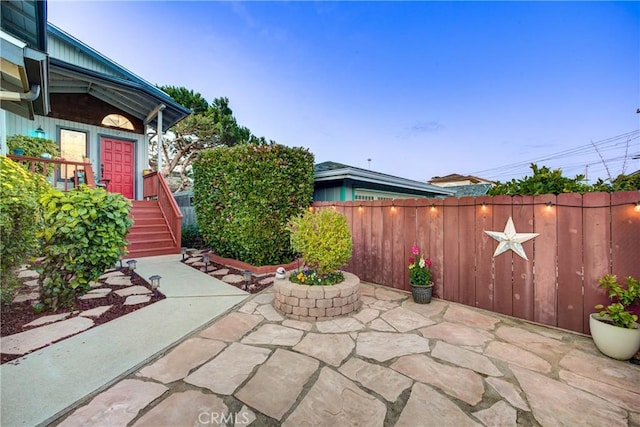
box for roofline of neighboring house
[47,23,191,119]
[429,174,495,184]
[314,165,456,196]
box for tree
[151,87,260,191]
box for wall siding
[315,191,640,335]
[48,35,125,78]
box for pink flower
[425,258,432,268]
[409,257,415,264]
[411,245,419,255]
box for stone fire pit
[273,272,362,321]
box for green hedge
[193,143,314,265]
[7,135,60,176]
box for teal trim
[351,188,356,201]
[340,186,346,201]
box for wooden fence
[315,191,640,335]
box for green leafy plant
[594,274,640,329]
[193,143,314,266]
[36,186,133,311]
[181,224,206,249]
[408,245,433,286]
[0,156,51,302]
[288,208,353,281]
[7,135,60,176]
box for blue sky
[48,1,639,183]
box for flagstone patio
[53,281,640,427]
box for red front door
[100,137,135,199]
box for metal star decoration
[484,216,539,260]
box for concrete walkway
[50,280,640,427]
[1,255,248,427]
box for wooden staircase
[126,200,181,258]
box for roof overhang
[48,58,190,132]
[314,166,456,197]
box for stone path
[54,282,640,427]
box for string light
[481,202,487,210]
[635,202,640,213]
[546,201,554,211]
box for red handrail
[7,154,96,191]
[142,171,183,249]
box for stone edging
[273,272,362,321]
[207,253,300,275]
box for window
[101,114,134,130]
[59,128,87,179]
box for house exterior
[428,173,494,198]
[1,4,189,199]
[314,161,455,202]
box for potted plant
[408,245,434,304]
[590,274,640,360]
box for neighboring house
[314,161,454,202]
[428,173,494,198]
[1,3,189,257]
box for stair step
[128,224,169,233]
[128,231,173,241]
[125,247,180,258]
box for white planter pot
[589,313,640,361]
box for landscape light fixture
[126,259,137,276]
[149,275,161,298]
[243,270,252,292]
[181,247,187,261]
[118,258,123,269]
[202,252,211,273]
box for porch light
[181,247,187,261]
[149,275,161,298]
[34,127,46,139]
[242,270,252,291]
[126,259,137,275]
[203,252,211,273]
[635,202,640,213]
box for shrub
[288,208,353,277]
[181,223,206,249]
[595,275,640,329]
[0,156,51,300]
[7,135,60,176]
[36,186,133,311]
[193,143,314,265]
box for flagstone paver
[512,365,628,427]
[359,283,376,296]
[559,369,640,412]
[375,287,407,301]
[253,293,275,304]
[221,274,244,284]
[235,349,319,420]
[391,354,485,405]
[316,317,364,333]
[235,406,256,427]
[431,341,502,377]
[485,377,530,412]
[115,286,152,297]
[368,318,396,332]
[23,312,74,327]
[199,312,263,342]
[559,349,640,394]
[495,325,570,359]
[211,268,229,275]
[57,379,167,427]
[132,390,227,427]
[472,400,517,427]
[356,332,430,362]
[258,277,274,286]
[283,367,387,427]
[402,299,447,318]
[418,321,494,346]
[18,269,39,279]
[124,295,151,305]
[98,271,125,279]
[380,307,435,332]
[484,341,552,373]
[256,303,285,321]
[338,358,412,402]
[293,333,354,366]
[367,299,400,312]
[237,301,258,314]
[241,324,303,346]
[78,288,111,300]
[184,343,271,395]
[353,307,380,324]
[1,317,94,354]
[281,319,313,331]
[105,276,133,286]
[395,382,480,427]
[444,304,500,330]
[24,279,39,287]
[79,305,113,318]
[137,338,226,384]
[14,292,39,303]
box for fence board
[458,198,476,306]
[401,199,417,291]
[381,202,394,288]
[511,196,535,322]
[443,197,460,302]
[361,202,373,283]
[475,196,494,311]
[391,201,405,289]
[556,193,584,332]
[371,201,384,285]
[582,193,611,334]
[493,196,514,316]
[533,194,558,327]
[428,199,445,299]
